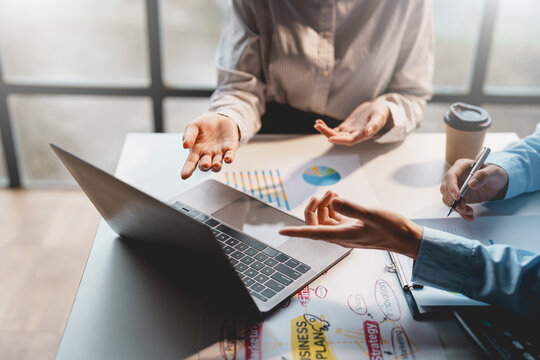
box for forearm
[371,0,434,144]
[373,93,429,143]
[209,89,263,143]
[209,0,266,143]
[412,227,540,316]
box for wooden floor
[0,189,100,360]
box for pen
[447,146,491,217]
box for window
[164,97,210,132]
[432,0,484,92]
[0,0,149,87]
[161,0,227,88]
[0,0,539,188]
[485,0,540,91]
[9,95,152,186]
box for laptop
[51,144,350,316]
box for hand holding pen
[447,147,491,216]
[441,147,509,221]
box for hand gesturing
[314,101,391,145]
[279,191,423,259]
[181,113,240,179]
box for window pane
[164,97,209,133]
[161,0,227,88]
[485,0,540,90]
[433,0,483,92]
[9,95,152,186]
[0,0,149,87]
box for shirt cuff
[208,105,254,144]
[372,99,407,144]
[411,227,476,293]
[485,151,523,199]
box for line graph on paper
[224,170,291,211]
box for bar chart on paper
[211,154,380,218]
[223,169,291,211]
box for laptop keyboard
[172,201,311,302]
[453,307,540,360]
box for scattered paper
[199,250,446,359]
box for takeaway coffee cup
[444,102,492,165]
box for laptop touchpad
[211,195,302,249]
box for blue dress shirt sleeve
[412,124,540,315]
[487,122,540,199]
[412,227,540,316]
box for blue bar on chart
[268,170,281,208]
[223,169,290,210]
[246,171,255,196]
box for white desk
[56,132,540,359]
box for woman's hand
[314,101,392,145]
[181,113,240,179]
[279,191,423,259]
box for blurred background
[0,0,539,358]
[0,0,539,187]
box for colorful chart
[224,169,290,211]
[302,166,341,186]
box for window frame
[1,0,539,188]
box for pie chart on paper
[302,166,341,186]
